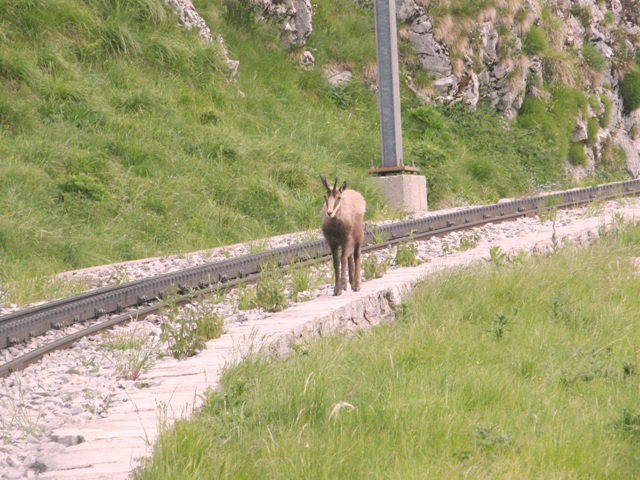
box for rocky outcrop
[253,0,313,48]
[164,0,240,78]
[246,0,315,66]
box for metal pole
[373,0,403,169]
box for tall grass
[136,222,640,479]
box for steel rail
[1,178,639,376]
[0,273,261,377]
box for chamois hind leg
[352,243,362,292]
[348,255,355,290]
[330,244,342,296]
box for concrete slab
[38,201,640,479]
[371,174,428,214]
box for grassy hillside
[0,0,627,304]
[136,220,640,479]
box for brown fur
[320,175,366,296]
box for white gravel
[0,198,635,479]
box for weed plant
[620,68,640,113]
[0,379,43,440]
[159,297,223,359]
[255,262,287,312]
[487,245,507,266]
[236,284,258,311]
[137,222,640,479]
[394,241,420,267]
[522,25,547,55]
[363,253,391,280]
[457,231,480,251]
[101,323,163,380]
[288,262,324,302]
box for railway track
[2,178,640,377]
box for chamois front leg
[330,244,342,296]
[341,241,354,293]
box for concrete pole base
[371,175,428,214]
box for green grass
[0,0,632,305]
[620,67,640,113]
[0,0,384,304]
[136,222,640,479]
[523,25,547,56]
[407,102,567,205]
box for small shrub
[237,284,257,310]
[457,231,480,251]
[546,294,576,325]
[542,52,576,86]
[487,245,506,267]
[159,298,223,359]
[538,196,559,222]
[255,262,287,312]
[615,409,640,439]
[603,11,614,25]
[523,25,547,56]
[363,255,391,280]
[571,5,591,28]
[198,309,224,341]
[288,263,322,302]
[367,226,389,245]
[568,142,588,166]
[587,117,600,145]
[329,80,366,109]
[110,265,129,285]
[247,240,268,254]
[57,174,108,201]
[474,424,512,449]
[620,69,640,113]
[582,43,607,72]
[486,312,511,340]
[395,241,420,267]
[102,324,162,380]
[600,94,612,128]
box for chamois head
[320,174,347,219]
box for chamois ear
[340,181,347,192]
[320,174,330,191]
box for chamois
[320,175,366,296]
